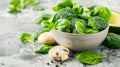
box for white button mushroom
[48,46,70,61]
[38,32,56,45]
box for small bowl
[50,26,109,51]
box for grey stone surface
[0,0,120,67]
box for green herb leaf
[71,18,86,30]
[85,28,98,34]
[76,51,107,65]
[52,7,77,22]
[52,0,73,11]
[20,33,34,44]
[89,6,111,22]
[79,7,91,19]
[34,45,54,54]
[35,14,52,24]
[74,21,86,34]
[7,0,21,13]
[7,0,39,13]
[56,19,71,32]
[72,3,91,19]
[87,16,108,31]
[41,21,55,30]
[72,3,83,15]
[103,33,120,49]
[21,0,39,8]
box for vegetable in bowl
[51,6,110,34]
[55,19,71,32]
[88,6,111,22]
[50,2,111,34]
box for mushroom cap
[38,32,55,45]
[48,46,70,61]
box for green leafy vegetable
[35,14,52,24]
[85,28,98,34]
[87,16,108,31]
[103,33,120,49]
[72,4,91,19]
[72,3,83,15]
[72,29,78,34]
[74,21,86,34]
[7,0,39,13]
[7,0,21,13]
[41,21,55,31]
[79,7,91,19]
[21,0,38,8]
[34,45,54,54]
[52,7,77,22]
[76,51,107,65]
[71,18,86,30]
[20,33,34,44]
[56,19,71,32]
[89,6,111,22]
[52,0,73,11]
[33,7,45,11]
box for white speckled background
[0,0,120,67]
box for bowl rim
[50,25,109,36]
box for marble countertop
[0,0,120,67]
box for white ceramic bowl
[50,26,109,51]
